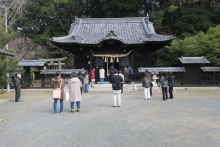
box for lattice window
[95,57,104,66]
[120,56,129,66]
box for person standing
[142,72,151,100]
[99,66,105,84]
[160,72,168,101]
[95,66,99,84]
[145,70,153,96]
[118,70,124,93]
[90,68,95,88]
[51,72,65,114]
[128,65,133,84]
[78,71,84,94]
[108,64,117,80]
[124,66,129,84]
[68,72,82,113]
[110,70,123,107]
[84,71,89,93]
[14,74,22,102]
[168,72,175,99]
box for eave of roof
[201,67,220,72]
[51,17,175,46]
[17,60,48,67]
[179,56,210,64]
[40,69,86,75]
[0,49,14,56]
[138,67,186,73]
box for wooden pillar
[90,55,93,71]
[130,54,133,67]
[74,54,76,69]
[41,75,44,88]
[147,49,151,67]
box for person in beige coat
[51,72,65,114]
[68,72,82,112]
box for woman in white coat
[99,66,105,84]
[68,72,82,112]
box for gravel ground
[0,89,220,147]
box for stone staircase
[88,82,142,91]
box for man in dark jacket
[168,72,175,99]
[109,64,117,78]
[14,74,22,102]
[95,66,99,84]
[110,69,123,107]
[128,65,133,84]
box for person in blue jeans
[128,65,133,84]
[99,66,105,84]
[52,72,65,114]
[68,72,82,112]
[84,71,89,93]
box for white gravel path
[0,89,220,147]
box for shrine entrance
[92,50,132,75]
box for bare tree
[9,37,48,61]
[0,0,26,26]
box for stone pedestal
[152,71,160,92]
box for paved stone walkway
[0,89,220,147]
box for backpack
[129,67,133,75]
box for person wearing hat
[118,70,124,93]
[110,69,123,107]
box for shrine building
[51,17,175,73]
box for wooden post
[90,55,93,71]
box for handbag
[65,91,69,101]
[52,80,62,99]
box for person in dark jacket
[142,72,151,100]
[128,65,133,84]
[110,69,123,107]
[160,72,168,101]
[95,66,99,84]
[14,74,22,102]
[145,70,153,96]
[108,64,117,81]
[168,72,175,99]
[78,71,84,94]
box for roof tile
[179,56,210,64]
[51,17,175,45]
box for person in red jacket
[90,68,95,88]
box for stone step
[88,83,138,91]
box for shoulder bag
[52,80,62,99]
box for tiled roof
[14,70,25,75]
[138,67,186,73]
[201,67,220,72]
[179,56,210,64]
[17,60,47,67]
[0,49,14,56]
[51,17,175,45]
[40,69,87,75]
